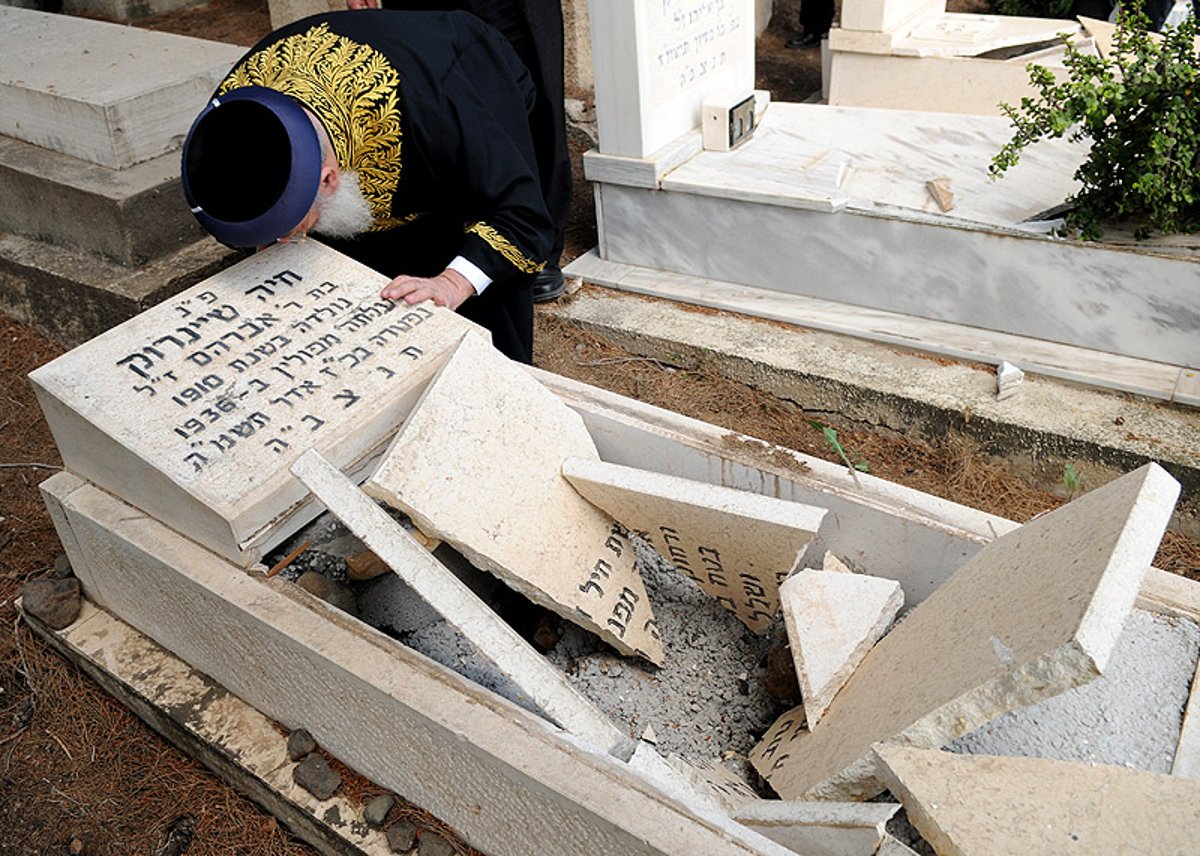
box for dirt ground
[0,2,1197,854]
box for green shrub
[990,11,1200,240]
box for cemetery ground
[1,1,1198,854]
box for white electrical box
[701,92,757,152]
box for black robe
[218,10,553,362]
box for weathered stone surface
[287,728,317,761]
[365,333,664,664]
[52,553,74,579]
[732,800,899,856]
[363,794,395,828]
[876,744,1200,855]
[293,753,341,800]
[20,576,82,629]
[562,456,825,633]
[29,240,478,566]
[751,464,1180,799]
[779,569,903,728]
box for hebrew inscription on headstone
[590,0,755,157]
[30,240,478,566]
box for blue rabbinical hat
[181,86,322,249]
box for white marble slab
[562,250,1191,403]
[595,165,1200,367]
[751,463,1180,800]
[588,0,756,158]
[662,103,1087,227]
[365,333,665,665]
[894,13,1080,57]
[29,240,477,566]
[562,456,826,633]
[0,7,243,168]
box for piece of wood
[876,744,1200,855]
[751,464,1179,800]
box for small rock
[287,728,317,761]
[363,794,395,828]
[295,571,358,615]
[385,819,417,853]
[345,549,390,581]
[293,754,341,800]
[418,830,455,856]
[21,577,81,629]
[153,814,197,856]
[763,645,801,707]
[531,611,562,652]
[68,837,84,855]
[996,360,1024,401]
[51,554,74,579]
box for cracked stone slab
[750,463,1180,800]
[365,332,664,665]
[875,744,1200,855]
[779,569,903,728]
[562,456,825,633]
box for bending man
[181,10,553,363]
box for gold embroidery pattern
[218,24,409,231]
[465,222,545,274]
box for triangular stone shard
[365,333,664,665]
[563,457,826,633]
[751,463,1180,800]
[780,570,903,728]
[875,745,1200,856]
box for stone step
[0,7,243,169]
[0,134,205,266]
[0,231,238,346]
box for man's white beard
[312,171,373,239]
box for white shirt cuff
[447,256,492,295]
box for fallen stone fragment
[780,569,903,728]
[996,360,1024,401]
[363,794,395,828]
[345,549,390,581]
[821,551,854,574]
[286,728,317,761]
[386,819,417,853]
[562,456,826,633]
[925,177,954,212]
[365,332,664,665]
[752,463,1179,800]
[295,571,358,615]
[732,799,899,856]
[20,576,81,629]
[418,830,455,856]
[875,744,1200,855]
[68,838,84,855]
[293,753,341,800]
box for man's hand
[380,269,475,311]
[346,0,381,8]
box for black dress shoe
[786,32,823,49]
[532,265,565,303]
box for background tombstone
[588,0,757,158]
